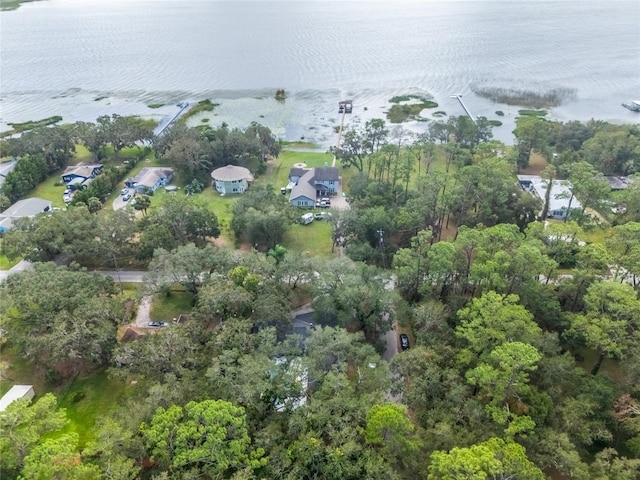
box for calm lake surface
[1,0,639,145]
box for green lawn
[29,173,68,207]
[282,221,335,258]
[0,345,46,397]
[0,239,21,269]
[57,369,131,447]
[254,150,334,191]
[150,286,195,322]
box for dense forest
[1,113,640,479]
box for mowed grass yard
[283,221,335,258]
[57,369,131,447]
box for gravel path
[135,296,152,327]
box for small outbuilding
[210,165,254,195]
[0,385,35,412]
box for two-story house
[288,166,340,207]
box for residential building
[0,197,51,233]
[125,167,174,194]
[288,166,340,207]
[517,174,582,220]
[210,165,254,195]
[60,163,103,190]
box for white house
[210,165,254,195]
[517,175,582,220]
[0,385,35,412]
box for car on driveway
[148,321,167,327]
[399,334,410,351]
[120,188,129,196]
[123,193,132,202]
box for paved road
[0,260,34,281]
[0,263,147,283]
[97,270,146,282]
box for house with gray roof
[210,165,254,195]
[605,176,635,190]
[61,163,103,190]
[288,167,340,207]
[0,197,52,233]
[125,167,174,194]
[517,174,582,220]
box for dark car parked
[399,334,410,351]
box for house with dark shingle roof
[61,163,103,190]
[288,167,340,207]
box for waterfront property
[60,163,103,190]
[125,167,174,194]
[517,174,582,220]
[288,166,340,207]
[0,197,51,233]
[210,165,254,195]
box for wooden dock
[332,100,352,167]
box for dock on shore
[332,100,352,167]
[153,102,190,136]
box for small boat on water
[622,100,640,112]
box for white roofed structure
[0,385,35,412]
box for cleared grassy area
[582,227,609,244]
[72,144,94,164]
[0,344,47,397]
[57,369,130,447]
[254,150,334,191]
[282,221,335,258]
[0,252,21,270]
[29,173,68,207]
[0,238,21,269]
[574,348,626,383]
[150,286,195,322]
[522,152,549,175]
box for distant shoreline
[1,89,638,149]
[0,0,44,11]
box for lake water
[1,0,639,145]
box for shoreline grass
[0,0,42,11]
[178,99,218,125]
[1,116,63,138]
[386,95,438,123]
[471,85,576,108]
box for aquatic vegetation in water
[471,85,576,108]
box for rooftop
[0,385,34,412]
[517,175,582,213]
[211,164,254,182]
